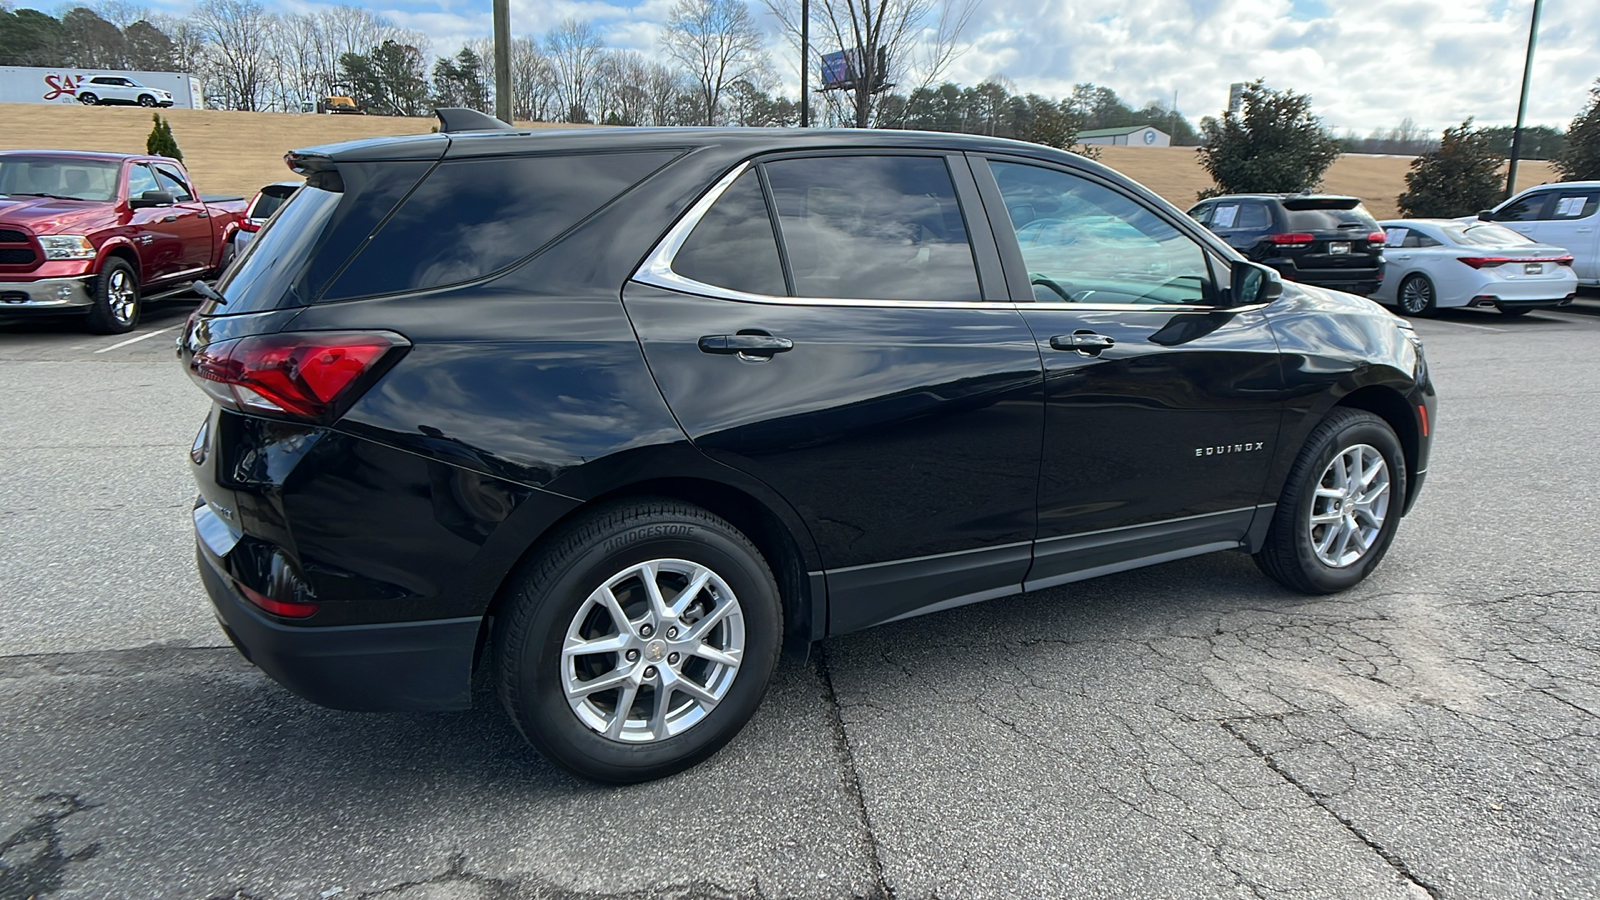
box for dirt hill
[0,102,1560,217]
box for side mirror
[1230,260,1283,306]
[129,190,175,210]
[1477,209,1494,221]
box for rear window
[249,185,298,220]
[1442,223,1534,247]
[1283,200,1377,233]
[215,185,341,313]
[321,150,676,301]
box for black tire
[1497,305,1533,317]
[138,94,157,107]
[84,259,140,335]
[495,498,782,783]
[216,236,237,276]
[78,93,98,105]
[1254,408,1407,594]
[1396,273,1436,317]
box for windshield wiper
[8,192,80,200]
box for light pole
[800,0,810,127]
[493,0,511,124]
[1505,0,1543,199]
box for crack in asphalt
[1221,718,1440,899]
[815,646,894,900]
[0,794,101,900]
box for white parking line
[93,324,180,353]
[1419,317,1506,333]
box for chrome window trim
[631,159,1257,315]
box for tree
[191,0,274,111]
[1395,119,1503,218]
[661,0,767,126]
[431,46,489,113]
[61,7,128,68]
[545,18,603,124]
[341,39,429,115]
[124,19,175,70]
[764,0,975,128]
[145,112,182,161]
[0,8,68,66]
[1555,80,1600,181]
[1197,79,1341,198]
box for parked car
[180,111,1435,783]
[1473,181,1600,286]
[76,75,174,107]
[0,151,246,332]
[1187,194,1386,296]
[1373,218,1577,316]
[232,181,301,254]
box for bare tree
[191,0,274,110]
[764,0,974,127]
[545,18,604,122]
[660,0,767,126]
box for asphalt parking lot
[2,298,1598,900]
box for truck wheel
[216,236,237,275]
[495,498,782,783]
[85,259,140,335]
[138,94,157,107]
[78,93,99,106]
[1253,408,1406,594]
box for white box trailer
[0,66,204,109]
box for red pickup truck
[0,151,247,333]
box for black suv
[181,112,1434,783]
[1187,194,1386,296]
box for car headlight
[39,235,96,260]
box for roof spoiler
[435,108,516,134]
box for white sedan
[1373,219,1579,317]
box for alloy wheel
[1399,277,1432,315]
[1307,443,1391,568]
[106,269,136,324]
[561,558,745,743]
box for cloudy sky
[197,0,1597,132]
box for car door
[624,153,1045,634]
[150,162,215,276]
[124,162,186,283]
[972,154,1285,592]
[1538,188,1600,281]
[1382,224,1465,302]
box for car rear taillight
[236,579,318,618]
[239,218,262,233]
[1268,233,1315,247]
[1458,257,1510,269]
[189,331,408,420]
[1365,231,1386,244]
[1555,256,1575,267]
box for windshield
[1442,222,1534,247]
[0,156,121,202]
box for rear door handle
[1048,332,1115,353]
[698,334,794,355]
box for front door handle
[698,334,794,356]
[1048,332,1115,354]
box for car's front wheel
[84,259,140,334]
[1254,408,1406,594]
[495,498,782,783]
[137,94,157,107]
[1396,274,1436,316]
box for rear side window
[762,155,980,301]
[323,151,676,301]
[1236,202,1271,230]
[673,171,786,296]
[1547,191,1599,220]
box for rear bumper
[1263,258,1381,296]
[197,541,482,712]
[0,276,93,312]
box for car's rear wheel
[495,498,781,783]
[138,94,157,107]
[1254,408,1406,594]
[1397,274,1436,316]
[84,259,140,335]
[78,93,98,105]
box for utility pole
[493,0,511,124]
[1506,0,1543,199]
[800,0,809,127]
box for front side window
[762,155,981,302]
[673,170,786,297]
[1495,192,1548,222]
[152,163,193,201]
[126,164,159,199]
[990,160,1213,305]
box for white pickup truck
[1477,182,1600,286]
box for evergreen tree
[1396,120,1503,218]
[146,113,182,162]
[1197,79,1341,198]
[1555,79,1600,181]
